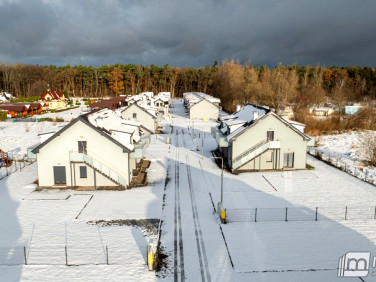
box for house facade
[32,109,148,189]
[212,104,312,172]
[189,98,220,120]
[119,103,157,134]
[39,90,67,110]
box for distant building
[183,92,221,120]
[343,104,363,115]
[119,103,158,134]
[39,90,67,110]
[309,107,335,116]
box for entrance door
[53,166,66,184]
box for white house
[211,104,313,172]
[189,98,220,120]
[32,109,149,189]
[183,92,221,120]
[119,103,158,134]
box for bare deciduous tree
[361,131,376,166]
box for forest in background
[0,60,375,114]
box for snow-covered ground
[1,102,376,281]
[312,131,376,185]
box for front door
[53,166,66,184]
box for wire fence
[308,147,376,186]
[0,159,35,180]
[226,206,376,223]
[0,245,128,266]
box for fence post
[315,207,318,221]
[365,170,367,182]
[374,206,376,220]
[65,246,68,266]
[255,208,257,222]
[345,206,348,220]
[106,246,109,265]
[285,207,288,222]
[24,246,27,265]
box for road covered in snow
[0,101,375,281]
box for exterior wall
[231,115,307,171]
[189,100,219,120]
[120,104,156,133]
[36,120,130,187]
[72,163,117,187]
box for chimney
[253,111,259,120]
[236,105,241,112]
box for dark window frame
[78,141,87,154]
[79,166,87,178]
[283,152,294,168]
[267,131,274,141]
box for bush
[0,111,7,121]
[43,117,54,122]
[11,96,40,102]
[50,109,55,113]
[55,117,64,122]
[85,100,91,105]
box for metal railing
[69,151,127,188]
[226,206,376,223]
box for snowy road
[159,102,232,281]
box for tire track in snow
[174,128,185,281]
[183,129,211,282]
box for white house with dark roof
[119,103,158,134]
[211,104,313,172]
[32,109,148,189]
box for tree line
[0,61,375,112]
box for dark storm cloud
[0,0,375,67]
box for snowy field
[1,102,376,281]
[312,131,376,185]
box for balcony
[211,126,229,147]
[130,139,147,159]
[268,141,281,149]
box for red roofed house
[39,90,67,110]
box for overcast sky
[0,0,375,68]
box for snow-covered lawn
[312,131,376,185]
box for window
[132,113,137,119]
[78,141,87,154]
[80,166,87,178]
[53,166,66,184]
[266,150,273,162]
[267,131,274,141]
[283,153,294,168]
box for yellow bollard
[148,252,154,271]
[167,137,170,144]
[221,209,226,223]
